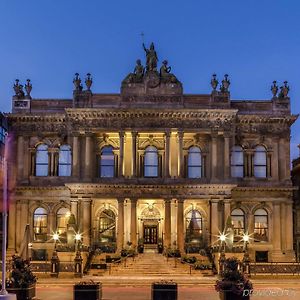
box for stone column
[272,138,279,180]
[211,133,218,180]
[17,135,24,181]
[23,137,30,180]
[285,202,294,251]
[84,135,92,180]
[8,201,16,252]
[117,198,125,252]
[223,200,231,230]
[164,199,171,248]
[82,200,91,246]
[119,132,125,177]
[72,135,80,178]
[211,200,219,244]
[131,132,138,177]
[130,198,137,247]
[164,132,171,178]
[177,131,184,177]
[49,212,55,235]
[177,199,184,253]
[71,199,78,222]
[273,203,281,251]
[223,134,230,179]
[278,138,286,181]
[280,202,286,253]
[15,201,21,249]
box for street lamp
[242,233,250,251]
[53,233,59,249]
[75,233,82,251]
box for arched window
[56,207,71,235]
[35,144,49,176]
[33,207,48,241]
[99,146,115,177]
[98,209,116,243]
[254,208,268,242]
[58,145,72,176]
[231,208,245,237]
[185,210,203,242]
[254,146,267,178]
[144,146,158,177]
[231,146,244,178]
[187,146,202,178]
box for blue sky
[0,0,300,158]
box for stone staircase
[106,253,212,277]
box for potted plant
[215,257,253,300]
[157,238,163,254]
[5,255,37,300]
[74,280,102,300]
[137,238,144,253]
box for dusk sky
[0,0,300,158]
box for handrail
[107,252,136,275]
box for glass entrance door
[143,225,158,244]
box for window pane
[254,166,267,178]
[36,144,48,176]
[188,167,202,178]
[144,146,158,177]
[186,209,202,242]
[33,207,48,241]
[100,146,115,178]
[231,166,243,178]
[101,166,114,177]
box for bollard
[74,250,83,278]
[50,250,60,278]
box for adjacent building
[5,46,297,262]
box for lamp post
[75,233,82,252]
[0,134,16,299]
[50,233,60,278]
[218,233,227,275]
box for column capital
[117,198,125,204]
[176,198,185,204]
[131,131,138,138]
[177,131,184,139]
[164,198,172,204]
[164,131,171,138]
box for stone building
[5,46,297,262]
[0,112,8,250]
[291,149,300,261]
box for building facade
[6,47,297,262]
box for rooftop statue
[143,42,158,72]
[160,60,178,83]
[13,79,25,99]
[122,59,145,84]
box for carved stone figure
[220,74,230,92]
[134,59,144,82]
[73,73,83,91]
[85,73,93,91]
[143,42,158,72]
[271,80,278,97]
[278,81,289,98]
[159,60,178,83]
[210,74,218,91]
[13,79,25,99]
[122,59,145,84]
[25,79,32,98]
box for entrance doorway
[144,225,158,244]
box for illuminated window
[254,146,267,178]
[187,147,202,178]
[231,208,245,237]
[231,146,244,177]
[144,146,158,177]
[33,207,48,241]
[58,145,72,176]
[185,210,202,242]
[56,207,71,235]
[98,209,116,242]
[35,144,49,176]
[254,208,268,242]
[99,146,115,177]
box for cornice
[237,114,298,125]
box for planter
[157,245,163,254]
[138,245,144,253]
[7,283,36,300]
[151,281,177,300]
[74,282,102,300]
[219,291,250,300]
